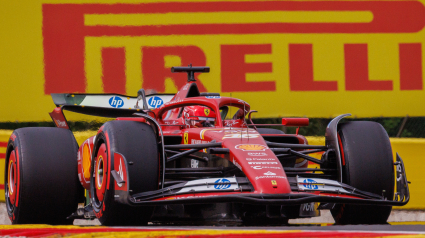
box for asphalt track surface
[3,223,425,237]
[3,205,425,237]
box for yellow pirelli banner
[1,0,425,121]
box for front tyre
[90,121,159,226]
[331,121,394,224]
[5,128,81,224]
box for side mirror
[282,118,309,127]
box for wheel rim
[95,143,107,203]
[7,150,17,206]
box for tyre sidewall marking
[6,136,21,223]
[105,131,112,191]
[92,131,113,220]
[91,133,106,216]
[7,151,17,205]
[95,144,107,202]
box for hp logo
[109,97,124,108]
[214,178,231,190]
[148,96,164,108]
[303,179,318,189]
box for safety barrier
[0,130,423,209]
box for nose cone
[217,129,291,194]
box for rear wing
[51,93,174,118]
[50,64,211,125]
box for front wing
[112,152,409,207]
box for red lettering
[142,46,207,92]
[102,48,126,94]
[43,5,86,93]
[344,44,393,91]
[221,44,275,92]
[400,43,423,90]
[42,2,425,94]
[289,44,338,91]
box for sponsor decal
[223,129,257,134]
[246,158,276,161]
[396,164,403,182]
[302,179,319,190]
[255,175,286,180]
[191,139,209,144]
[248,162,278,165]
[204,108,210,116]
[167,194,219,200]
[302,202,317,212]
[264,171,276,176]
[148,96,164,108]
[224,120,239,127]
[248,152,268,156]
[191,159,199,168]
[251,166,281,170]
[271,180,277,186]
[233,158,242,171]
[55,119,67,128]
[109,96,124,108]
[235,144,268,151]
[164,99,183,106]
[205,96,221,99]
[223,134,260,139]
[184,132,189,144]
[214,178,231,189]
[200,128,257,139]
[117,159,124,187]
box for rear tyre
[330,121,394,224]
[90,121,159,226]
[5,128,81,224]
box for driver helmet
[183,106,216,127]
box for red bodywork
[76,82,313,198]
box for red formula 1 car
[5,66,409,226]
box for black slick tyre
[4,127,81,224]
[90,120,159,226]
[331,121,394,225]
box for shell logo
[235,144,268,151]
[82,143,91,180]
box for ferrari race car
[5,66,409,226]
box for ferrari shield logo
[204,108,210,116]
[184,132,189,144]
